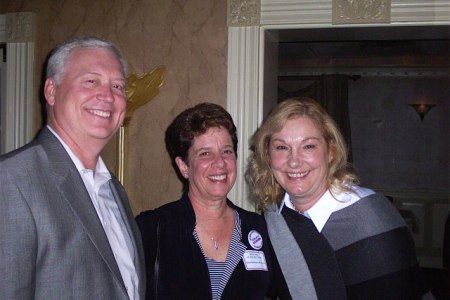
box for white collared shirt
[281,185,375,232]
[47,126,139,300]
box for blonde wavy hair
[245,97,359,211]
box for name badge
[243,250,268,271]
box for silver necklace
[197,225,221,251]
[210,236,219,250]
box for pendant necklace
[197,225,221,251]
[210,236,219,250]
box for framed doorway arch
[226,0,450,211]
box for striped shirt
[194,210,246,300]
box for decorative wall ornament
[116,66,166,186]
[228,0,260,27]
[332,0,391,24]
[6,12,35,42]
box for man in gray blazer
[0,37,145,299]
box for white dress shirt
[281,185,375,232]
[48,126,139,300]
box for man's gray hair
[46,36,128,84]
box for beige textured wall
[1,0,228,215]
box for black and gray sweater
[265,193,431,300]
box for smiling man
[0,37,145,300]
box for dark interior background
[275,25,449,296]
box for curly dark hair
[165,102,238,164]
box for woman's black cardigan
[135,193,278,300]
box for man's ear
[175,157,189,179]
[44,78,57,106]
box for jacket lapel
[38,128,126,291]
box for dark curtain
[278,74,353,161]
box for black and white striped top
[194,210,246,300]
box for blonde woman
[246,97,431,299]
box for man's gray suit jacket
[0,127,145,299]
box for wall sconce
[409,103,436,121]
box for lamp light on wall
[409,103,436,121]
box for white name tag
[243,250,268,271]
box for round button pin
[248,230,263,250]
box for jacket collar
[37,127,128,294]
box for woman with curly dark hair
[137,102,277,299]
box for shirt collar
[47,125,110,178]
[281,191,337,232]
[280,186,375,232]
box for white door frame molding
[227,0,450,211]
[0,12,35,154]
